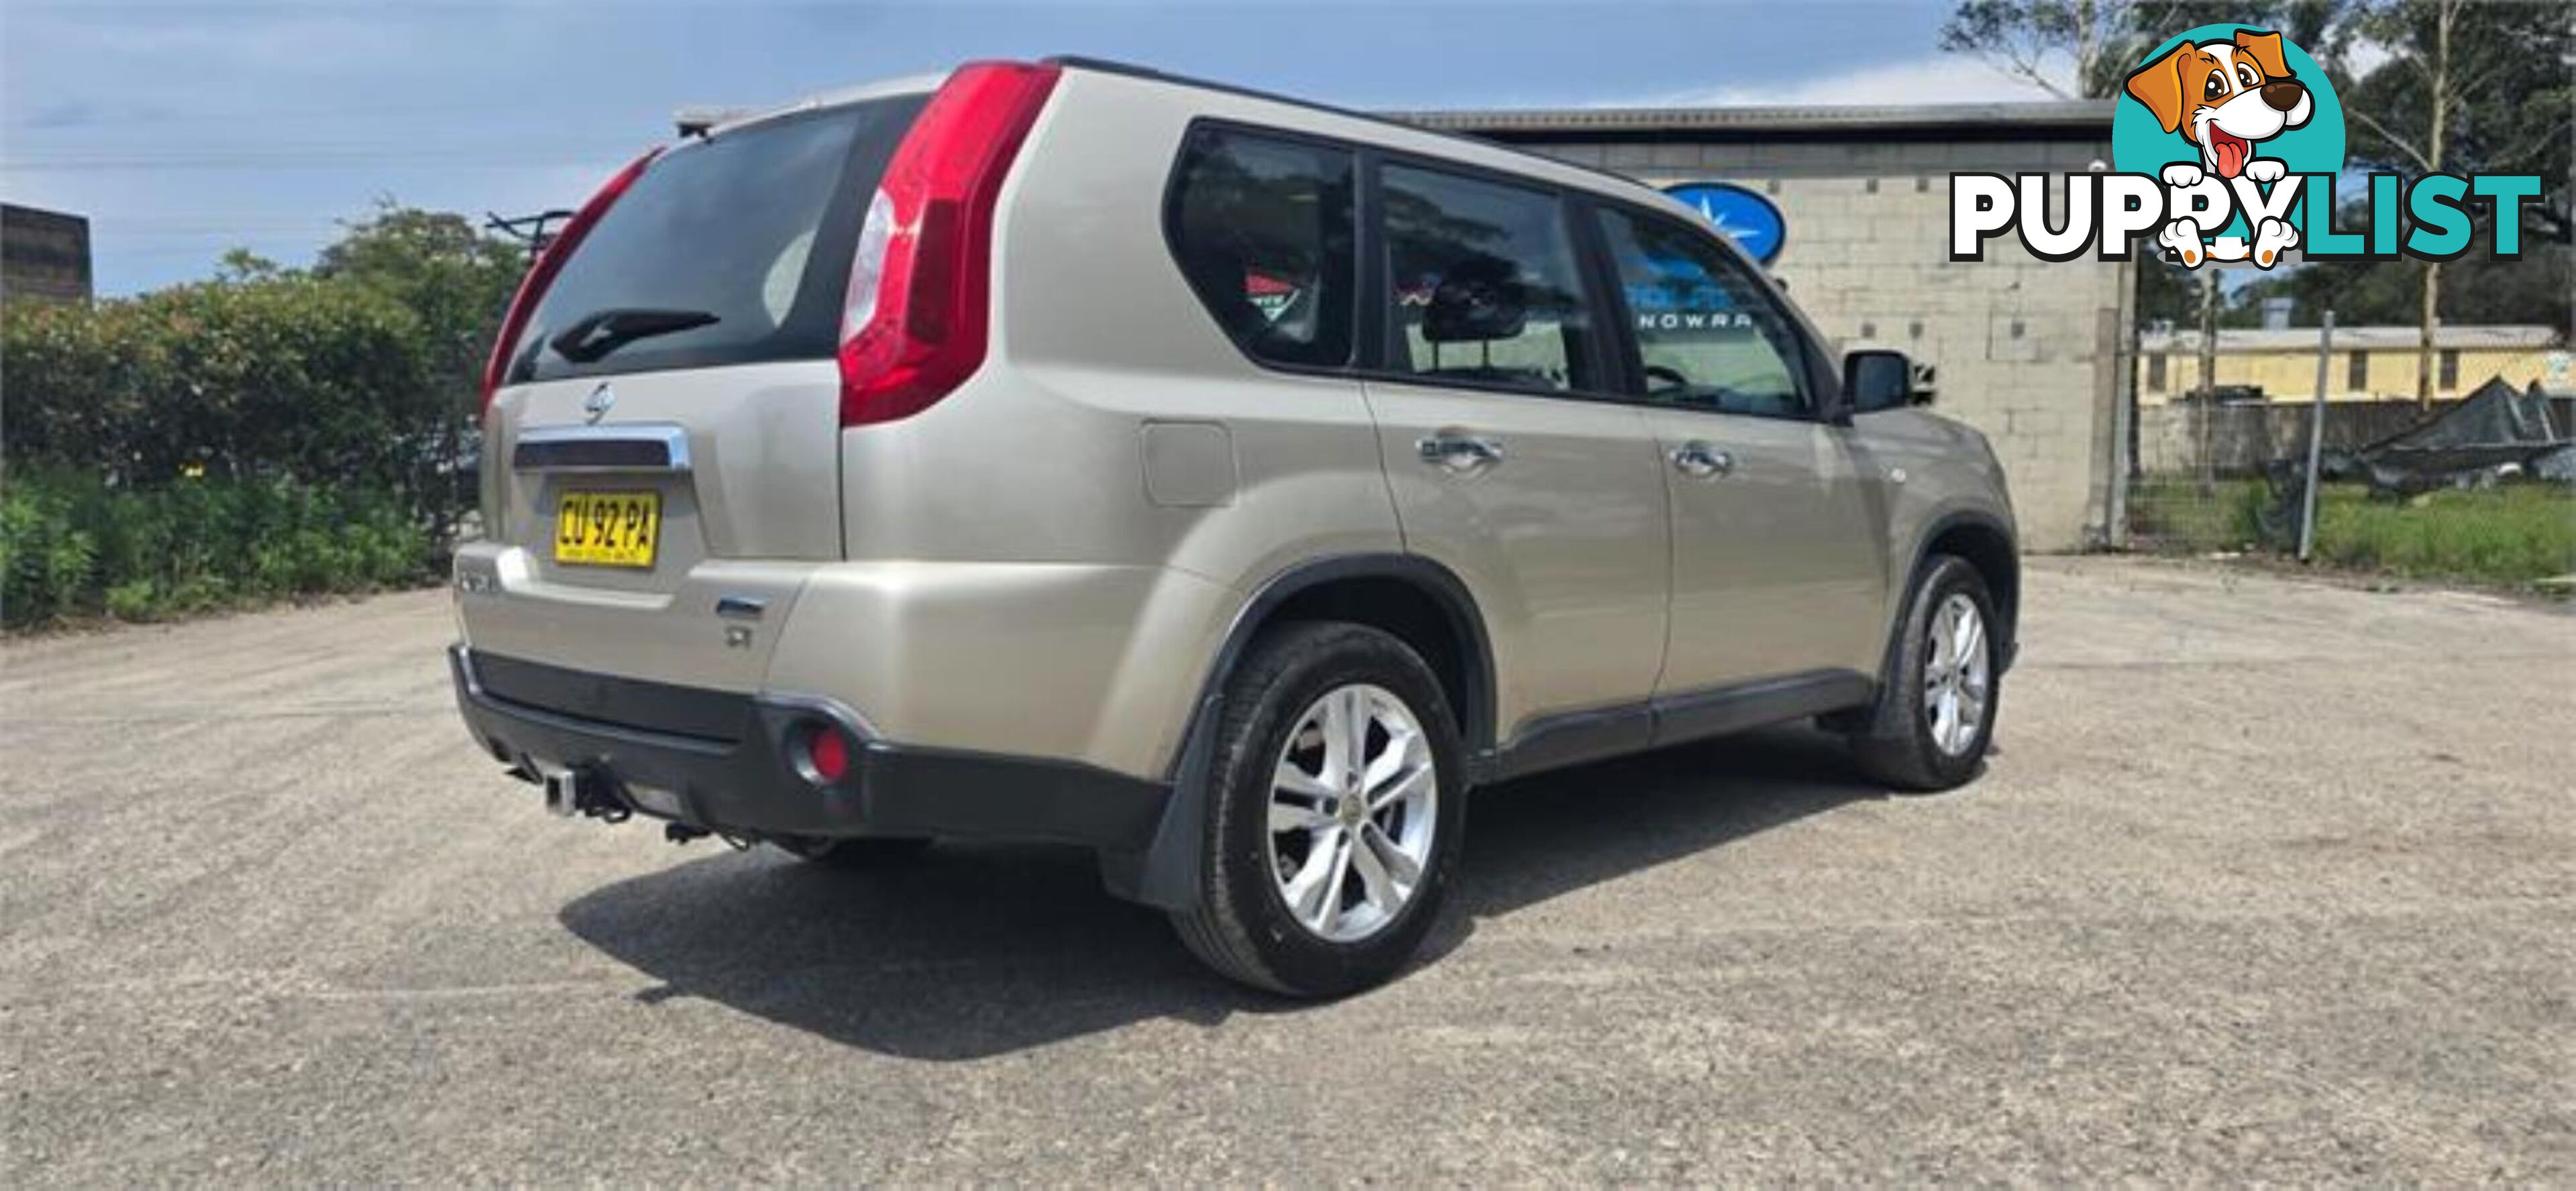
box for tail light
[837,61,1061,427]
[479,148,662,413]
[798,721,852,785]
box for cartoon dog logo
[2125,27,2315,266]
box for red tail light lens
[802,723,851,784]
[479,148,662,412]
[838,61,1061,427]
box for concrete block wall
[1529,136,2132,552]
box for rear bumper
[447,645,1172,852]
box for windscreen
[505,95,926,386]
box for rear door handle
[1670,441,1734,478]
[1417,434,1505,473]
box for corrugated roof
[2139,325,2565,352]
[1387,100,2114,138]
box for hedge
[3,275,441,494]
[2,249,488,628]
[2,466,430,626]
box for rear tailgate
[459,91,928,689]
[466,362,839,689]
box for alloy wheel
[1923,592,1991,756]
[1265,683,1438,943]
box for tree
[311,203,529,534]
[214,247,282,283]
[1949,0,2571,408]
[1938,1,2345,98]
[313,202,526,389]
[2137,255,2202,325]
[2332,0,2575,406]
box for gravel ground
[3,557,2569,1183]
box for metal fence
[2124,308,2573,557]
[2122,350,2575,584]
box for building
[1,204,94,304]
[2137,325,2566,404]
[1395,101,2131,552]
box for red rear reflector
[804,724,851,783]
[480,148,662,412]
[838,61,1060,427]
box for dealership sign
[1664,182,1786,264]
[1950,23,2545,270]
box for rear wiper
[547,307,720,363]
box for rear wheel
[1843,555,2000,791]
[1169,622,1464,997]
[771,836,932,868]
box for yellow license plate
[553,490,661,568]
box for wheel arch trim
[1887,509,2020,681]
[1173,553,1497,771]
[1109,553,1497,912]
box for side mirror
[1843,349,1915,414]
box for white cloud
[1621,55,2063,109]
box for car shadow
[557,723,1887,1060]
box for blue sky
[3,0,2052,295]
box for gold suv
[450,58,2019,995]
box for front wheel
[1169,622,1466,998]
[1843,554,2001,791]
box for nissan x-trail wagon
[451,57,2019,997]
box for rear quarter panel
[824,70,1404,777]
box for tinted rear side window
[507,95,926,386]
[1379,164,1595,394]
[1167,127,1357,369]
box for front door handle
[1417,434,1505,474]
[1670,441,1734,478]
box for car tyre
[1169,622,1466,998]
[1843,554,2001,792]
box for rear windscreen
[504,95,926,386]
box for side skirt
[1485,668,1876,785]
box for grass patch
[2125,475,2574,588]
[2308,484,2576,587]
[2126,477,2269,552]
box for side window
[1595,207,1813,418]
[1168,127,1356,368]
[1379,163,1595,394]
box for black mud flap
[1099,692,1223,911]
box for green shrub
[2310,485,2576,586]
[5,279,429,489]
[0,477,98,625]
[0,207,529,630]
[0,467,433,628]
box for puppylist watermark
[1949,24,2546,270]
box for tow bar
[525,761,629,821]
[510,758,729,845]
